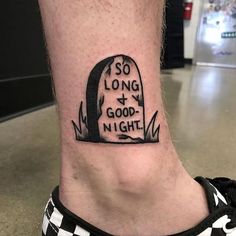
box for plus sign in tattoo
[72,55,160,144]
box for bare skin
[38,1,209,235]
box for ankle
[59,159,209,236]
[61,138,179,194]
[110,150,176,192]
[60,141,180,207]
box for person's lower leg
[39,1,209,235]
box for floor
[1,65,236,235]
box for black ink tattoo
[72,55,160,144]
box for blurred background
[0,0,236,235]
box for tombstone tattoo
[72,55,160,144]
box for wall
[0,1,53,121]
[184,0,202,59]
[162,0,184,69]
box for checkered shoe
[42,199,91,236]
[42,177,236,236]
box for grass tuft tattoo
[72,55,160,144]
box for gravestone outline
[72,54,160,144]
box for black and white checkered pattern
[199,215,236,236]
[199,183,236,236]
[42,179,236,236]
[42,197,90,236]
[211,183,228,209]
